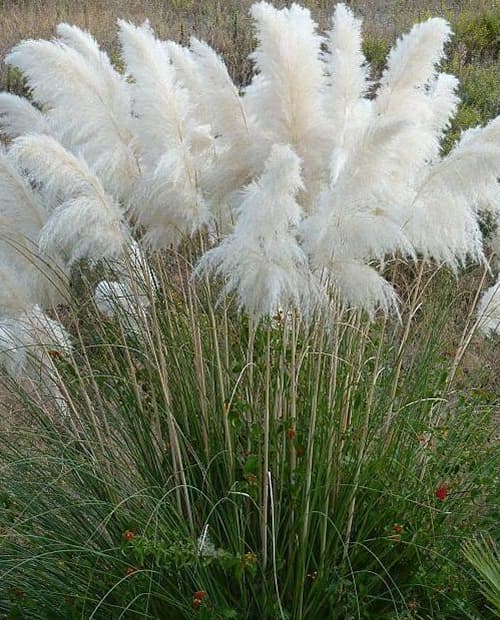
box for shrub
[453,8,500,62]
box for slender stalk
[289,313,298,474]
[296,321,324,617]
[261,327,271,570]
[382,260,426,445]
[320,297,342,565]
[187,280,210,457]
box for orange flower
[123,529,135,542]
[393,524,404,534]
[124,566,137,576]
[243,552,257,566]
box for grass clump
[0,260,498,619]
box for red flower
[124,566,138,576]
[435,485,448,501]
[123,529,135,542]
[393,524,404,534]
[287,427,296,440]
[192,591,208,609]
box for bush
[453,8,500,62]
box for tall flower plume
[0,1,497,326]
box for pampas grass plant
[0,2,498,618]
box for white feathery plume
[0,305,71,378]
[407,116,500,266]
[308,16,463,280]
[301,119,415,279]
[0,93,50,138]
[301,185,407,316]
[94,279,149,335]
[94,239,158,333]
[94,240,156,334]
[428,73,460,140]
[6,32,138,198]
[309,18,452,275]
[0,305,71,413]
[245,2,327,200]
[376,17,452,117]
[0,228,66,312]
[323,3,372,186]
[328,260,398,318]
[196,144,319,318]
[10,134,127,265]
[188,37,249,141]
[94,239,158,331]
[165,40,204,108]
[302,185,414,268]
[56,22,107,68]
[118,20,205,167]
[0,146,45,242]
[118,20,211,247]
[418,72,460,165]
[182,37,268,216]
[166,40,228,159]
[366,18,453,188]
[0,149,68,308]
[477,277,500,337]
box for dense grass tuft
[1,257,498,619]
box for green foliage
[0,260,497,619]
[363,34,391,75]
[4,66,28,97]
[463,536,500,614]
[440,60,500,152]
[453,8,500,61]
